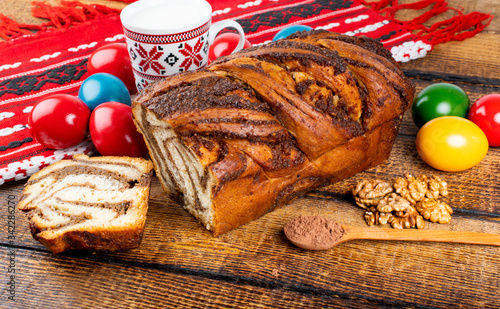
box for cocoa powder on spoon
[285,215,500,250]
[284,215,345,250]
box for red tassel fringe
[0,0,125,41]
[0,14,43,40]
[31,1,121,29]
[359,0,493,45]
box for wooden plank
[1,246,394,309]
[401,33,500,81]
[3,171,499,308]
[3,183,500,309]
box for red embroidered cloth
[0,0,492,185]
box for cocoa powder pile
[284,215,345,250]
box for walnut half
[367,193,425,229]
[353,179,393,209]
[377,193,413,213]
[364,206,392,226]
[427,175,448,199]
[388,207,425,229]
[415,198,453,224]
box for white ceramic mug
[120,0,246,91]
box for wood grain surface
[1,1,499,308]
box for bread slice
[18,154,154,253]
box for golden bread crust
[132,30,414,236]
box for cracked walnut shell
[353,179,393,209]
[415,198,453,224]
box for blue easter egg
[272,25,313,41]
[78,73,131,111]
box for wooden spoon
[284,216,500,251]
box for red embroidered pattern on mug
[178,37,206,71]
[123,20,211,44]
[135,45,166,74]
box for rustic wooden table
[1,0,499,308]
